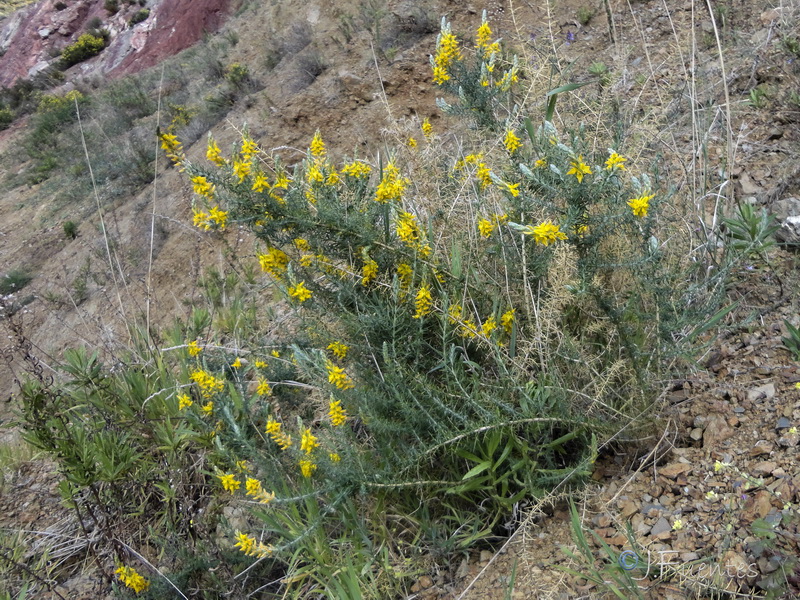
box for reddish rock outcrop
[0,0,230,88]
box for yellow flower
[115,566,149,594]
[187,340,202,357]
[361,258,378,285]
[501,309,515,334]
[407,137,417,149]
[329,452,341,462]
[476,163,493,188]
[326,170,340,185]
[504,182,520,197]
[178,394,193,410]
[605,151,627,171]
[234,531,256,555]
[252,173,271,192]
[329,398,347,426]
[481,315,497,337]
[413,285,433,319]
[567,156,592,183]
[713,460,730,472]
[300,428,320,455]
[190,369,226,398]
[266,417,293,450]
[341,161,372,178]
[789,426,798,434]
[522,221,568,246]
[375,162,409,203]
[256,378,271,396]
[534,158,547,169]
[258,248,289,277]
[202,401,214,414]
[478,218,496,238]
[327,362,355,390]
[397,263,413,288]
[432,26,461,84]
[310,131,326,157]
[208,206,228,229]
[421,118,433,139]
[327,342,349,360]
[672,518,684,531]
[254,360,267,368]
[504,130,522,154]
[233,160,252,183]
[236,460,250,473]
[299,459,317,478]
[218,472,240,492]
[627,193,654,218]
[159,133,181,153]
[271,350,280,358]
[705,490,719,500]
[191,175,215,198]
[288,281,312,303]
[476,20,492,50]
[241,137,258,159]
[231,357,242,368]
[273,172,290,188]
[206,137,225,166]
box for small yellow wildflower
[361,258,378,285]
[159,133,181,153]
[234,531,256,555]
[476,19,492,51]
[218,472,240,492]
[414,285,433,319]
[795,382,800,390]
[481,315,498,337]
[504,182,520,197]
[265,417,292,450]
[407,137,417,149]
[207,206,228,229]
[672,518,684,531]
[326,170,340,185]
[178,394,193,410]
[397,263,413,288]
[421,118,433,139]
[501,309,515,335]
[714,460,730,472]
[258,248,289,277]
[206,137,225,166]
[523,221,568,246]
[310,131,326,157]
[236,460,250,473]
[476,163,493,188]
[705,490,719,500]
[202,401,214,415]
[432,26,460,84]
[567,156,592,183]
[233,160,252,183]
[341,161,372,178]
[478,218,496,238]
[115,566,149,594]
[534,158,547,169]
[252,173,271,192]
[790,426,798,434]
[327,362,355,390]
[191,369,225,398]
[254,359,267,368]
[299,459,317,478]
[288,281,312,303]
[627,193,654,218]
[187,340,202,357]
[605,151,627,171]
[271,350,281,358]
[191,175,215,198]
[256,378,271,396]
[375,162,409,203]
[231,357,242,368]
[329,398,347,426]
[300,428,320,455]
[329,452,341,462]
[504,129,522,154]
[328,342,349,360]
[241,138,258,159]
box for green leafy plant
[782,320,800,361]
[0,269,33,295]
[577,6,594,26]
[62,220,78,240]
[588,61,611,87]
[748,85,769,109]
[59,33,106,68]
[128,8,150,26]
[722,202,779,258]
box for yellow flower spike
[252,173,271,192]
[245,477,262,496]
[375,162,408,203]
[327,362,355,390]
[218,473,240,492]
[329,398,347,426]
[206,137,225,166]
[258,248,289,278]
[407,137,418,149]
[115,565,150,594]
[475,163,493,188]
[672,518,684,531]
[299,459,317,478]
[397,263,413,288]
[207,206,228,229]
[327,342,349,360]
[300,428,320,455]
[361,258,378,285]
[481,315,498,337]
[476,19,492,51]
[567,155,592,183]
[627,193,654,218]
[178,394,193,410]
[191,175,215,198]
[605,151,627,171]
[477,217,495,238]
[254,359,267,369]
[234,531,256,555]
[522,221,568,246]
[534,158,547,169]
[236,460,250,473]
[288,281,312,303]
[187,340,202,357]
[432,24,461,85]
[341,161,372,178]
[310,131,326,157]
[501,309,515,334]
[504,182,520,197]
[256,378,271,396]
[241,137,258,159]
[329,452,341,462]
[413,285,433,319]
[421,118,433,139]
[231,357,242,368]
[325,170,341,186]
[503,130,522,154]
[271,350,280,358]
[233,160,252,183]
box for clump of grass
[0,269,33,295]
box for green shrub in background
[60,33,106,68]
[18,12,741,599]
